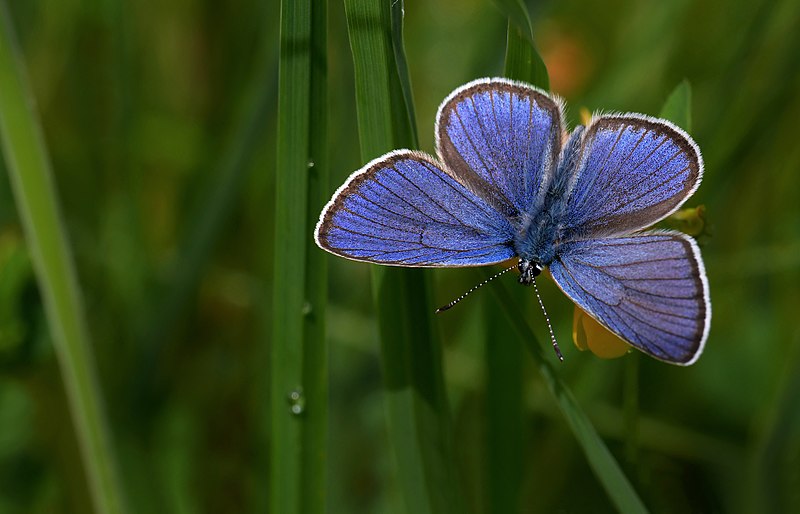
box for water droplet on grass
[288,388,305,416]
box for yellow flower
[572,305,630,359]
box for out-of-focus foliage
[0,0,798,512]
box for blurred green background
[0,0,799,512]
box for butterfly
[315,78,710,365]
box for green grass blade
[484,296,524,514]
[0,4,128,514]
[271,0,328,512]
[344,1,464,512]
[344,0,415,149]
[623,353,641,464]
[141,55,277,338]
[491,0,534,41]
[659,79,692,131]
[484,273,648,514]
[302,1,329,510]
[503,20,550,89]
[134,47,278,401]
[494,0,549,89]
[389,0,419,148]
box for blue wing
[561,114,703,240]
[549,232,710,365]
[315,150,516,267]
[436,78,564,218]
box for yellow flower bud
[572,305,630,359]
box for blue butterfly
[315,78,710,365]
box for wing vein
[417,161,507,232]
[574,125,627,210]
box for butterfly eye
[517,259,543,285]
[572,306,630,359]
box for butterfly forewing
[549,232,710,364]
[315,150,516,267]
[561,115,703,241]
[436,78,564,218]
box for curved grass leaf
[499,14,647,513]
[136,44,278,405]
[659,79,692,131]
[492,0,534,41]
[503,21,550,89]
[494,0,549,89]
[484,274,649,514]
[0,4,128,513]
[390,0,419,148]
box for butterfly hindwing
[436,78,564,218]
[315,150,516,267]
[561,114,703,240]
[549,231,710,365]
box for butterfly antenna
[435,264,517,313]
[532,277,564,362]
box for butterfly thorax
[513,126,585,280]
[513,210,558,269]
[513,206,564,286]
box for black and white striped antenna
[532,277,563,361]
[435,264,517,313]
[435,263,565,362]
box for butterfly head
[518,259,544,286]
